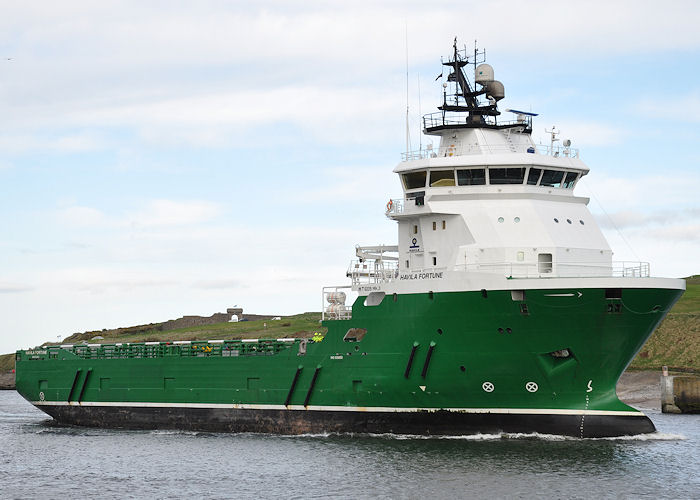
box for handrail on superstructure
[345,260,650,286]
[401,142,579,161]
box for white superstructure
[322,39,681,320]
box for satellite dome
[486,80,505,101]
[475,64,494,85]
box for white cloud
[532,122,627,148]
[0,282,33,294]
[596,208,700,231]
[55,206,106,227]
[637,91,700,122]
[578,172,700,211]
[127,199,222,228]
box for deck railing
[341,260,650,285]
[18,339,301,361]
[347,260,399,286]
[451,261,650,279]
[401,143,579,161]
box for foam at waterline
[282,431,687,441]
[593,431,686,441]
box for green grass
[59,312,325,346]
[629,281,700,372]
[0,353,14,373]
[670,282,700,314]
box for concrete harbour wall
[661,372,700,414]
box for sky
[1,0,699,353]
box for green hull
[15,286,682,437]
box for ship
[15,40,685,438]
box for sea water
[1,390,698,499]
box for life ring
[386,200,393,212]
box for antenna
[404,21,412,156]
[417,73,422,152]
[545,125,560,152]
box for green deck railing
[17,339,302,361]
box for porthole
[553,218,559,223]
[498,217,504,223]
[566,219,572,224]
[514,217,521,223]
[579,220,585,225]
[460,365,466,372]
[437,328,443,335]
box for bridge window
[457,168,486,185]
[488,167,526,184]
[539,170,565,187]
[563,172,578,188]
[527,168,542,185]
[403,171,427,189]
[430,170,456,187]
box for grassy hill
[60,312,324,345]
[2,278,699,374]
[628,277,699,371]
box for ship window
[457,168,486,185]
[527,168,542,185]
[442,220,446,230]
[429,170,455,187]
[403,171,427,189]
[433,221,436,230]
[563,172,578,188]
[405,259,409,268]
[538,253,553,273]
[488,167,526,184]
[413,225,418,234]
[432,256,437,266]
[539,170,565,187]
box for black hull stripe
[36,404,655,438]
